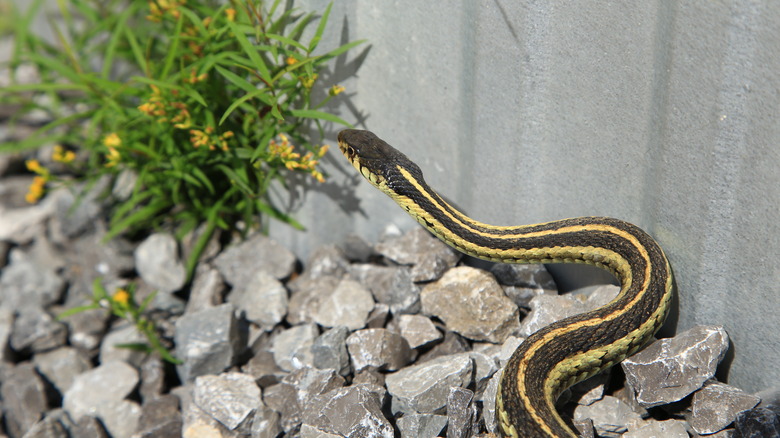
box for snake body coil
[337,129,673,437]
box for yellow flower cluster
[103,133,122,168]
[112,288,131,307]
[25,159,50,203]
[147,0,185,22]
[52,145,76,163]
[329,85,346,96]
[268,134,328,183]
[300,74,318,89]
[138,85,191,129]
[189,126,234,151]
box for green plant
[58,278,181,364]
[2,0,363,278]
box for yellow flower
[225,8,236,22]
[103,133,122,148]
[300,74,318,89]
[26,159,43,174]
[52,145,76,163]
[286,56,298,65]
[329,85,345,96]
[25,175,47,203]
[112,289,131,306]
[105,147,121,168]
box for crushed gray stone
[134,232,187,293]
[214,233,296,285]
[174,303,244,382]
[193,372,261,431]
[0,181,764,438]
[622,325,730,408]
[385,353,473,415]
[421,266,520,342]
[346,328,412,372]
[313,278,374,330]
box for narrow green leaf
[227,20,271,84]
[214,65,258,94]
[266,33,307,52]
[308,2,333,53]
[124,25,147,74]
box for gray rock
[213,233,296,286]
[311,325,351,376]
[573,395,643,438]
[51,179,106,238]
[0,248,64,310]
[417,330,470,363]
[339,233,376,263]
[62,306,109,354]
[271,323,319,372]
[175,303,243,382]
[1,363,48,437]
[193,372,261,430]
[63,361,140,437]
[299,424,342,438]
[250,405,282,438]
[366,303,390,328]
[396,413,448,438]
[0,306,13,361]
[21,413,69,438]
[287,275,340,325]
[184,263,225,314]
[734,404,780,438]
[570,371,610,407]
[688,381,760,435]
[99,322,147,368]
[71,416,109,438]
[346,328,412,372]
[134,394,182,438]
[421,266,520,342]
[519,293,587,337]
[447,387,477,438]
[301,385,393,438]
[313,278,374,331]
[622,325,729,408]
[263,382,301,433]
[375,227,461,282]
[94,400,141,438]
[284,366,346,406]
[490,263,557,289]
[10,307,67,353]
[139,356,166,403]
[396,314,442,349]
[385,353,473,415]
[301,244,350,279]
[623,419,689,438]
[241,349,285,388]
[480,372,501,434]
[349,264,421,315]
[33,347,92,395]
[134,233,186,293]
[228,270,288,330]
[468,350,500,395]
[64,229,135,293]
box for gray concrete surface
[270,1,780,394]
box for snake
[337,129,674,437]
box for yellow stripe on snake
[338,129,673,437]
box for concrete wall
[270,1,780,394]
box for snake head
[338,129,423,195]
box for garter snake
[338,129,674,437]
